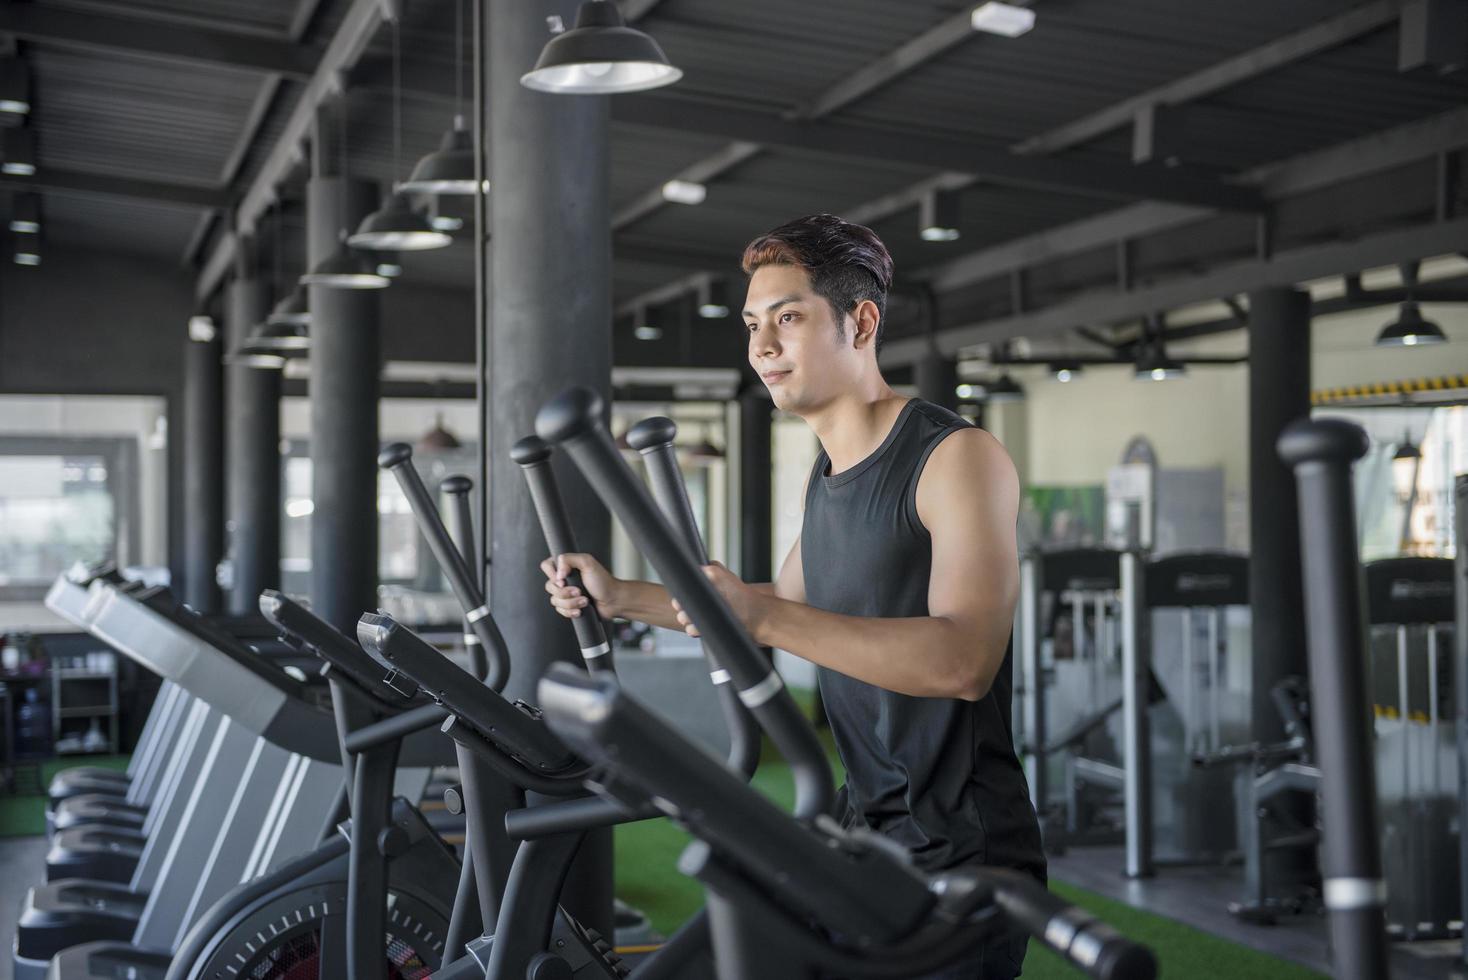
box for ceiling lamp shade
[0,59,30,115]
[986,373,1026,403]
[300,241,391,289]
[1134,343,1186,381]
[9,192,39,233]
[348,192,452,251]
[3,128,36,176]
[416,413,462,453]
[267,286,311,327]
[697,278,729,319]
[1375,302,1447,347]
[401,122,481,195]
[521,0,683,95]
[919,188,962,242]
[1051,361,1083,383]
[242,321,310,357]
[1392,431,1421,462]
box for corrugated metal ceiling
[8,0,1465,318]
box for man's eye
[746,323,758,333]
[780,312,795,323]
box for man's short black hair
[741,213,895,353]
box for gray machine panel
[83,584,340,762]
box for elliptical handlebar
[440,474,489,681]
[1277,416,1388,980]
[510,435,614,674]
[378,443,511,690]
[535,386,834,820]
[625,416,761,780]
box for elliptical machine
[530,385,1160,980]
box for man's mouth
[761,370,791,384]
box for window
[0,437,138,600]
[277,443,480,597]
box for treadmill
[14,580,434,979]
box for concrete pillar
[738,385,773,584]
[183,317,224,614]
[306,171,382,632]
[1247,286,1311,740]
[915,350,959,412]
[486,0,613,937]
[1247,286,1316,897]
[224,271,280,615]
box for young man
[542,213,1045,979]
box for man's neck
[802,377,906,475]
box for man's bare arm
[707,428,1019,701]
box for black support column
[915,350,960,412]
[738,384,773,584]
[306,122,381,633]
[486,0,613,938]
[1248,286,1316,899]
[224,262,280,615]
[1247,286,1312,739]
[183,316,224,614]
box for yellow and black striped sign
[1312,374,1468,405]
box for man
[542,214,1045,979]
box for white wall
[1009,302,1468,508]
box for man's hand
[670,562,769,641]
[541,553,621,621]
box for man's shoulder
[918,424,1018,502]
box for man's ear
[850,299,882,350]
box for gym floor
[1049,846,1464,980]
[0,836,48,980]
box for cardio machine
[531,385,1160,980]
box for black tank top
[801,399,1045,879]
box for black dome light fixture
[301,238,392,289]
[268,286,312,327]
[245,321,311,356]
[415,412,462,454]
[1050,361,1083,383]
[1376,261,1447,347]
[521,0,683,95]
[1134,313,1187,381]
[349,10,452,252]
[401,0,480,195]
[986,372,1026,403]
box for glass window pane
[0,454,116,586]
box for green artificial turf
[614,701,1323,979]
[0,755,130,837]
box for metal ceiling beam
[182,0,320,268]
[840,171,974,228]
[784,6,990,121]
[612,96,1263,211]
[1012,0,1404,156]
[880,214,1468,364]
[1242,102,1468,197]
[0,4,320,77]
[0,169,230,209]
[196,0,389,302]
[920,202,1212,292]
[914,102,1468,297]
[612,141,762,230]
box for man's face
[743,264,854,414]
